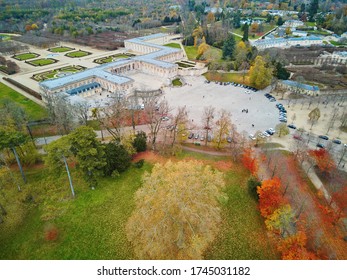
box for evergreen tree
[103,141,131,176]
[308,0,319,22]
[222,34,236,60]
[274,62,290,80]
[242,23,249,42]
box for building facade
[252,36,323,50]
[40,33,184,100]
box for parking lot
[163,76,280,136]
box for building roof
[40,33,182,91]
[282,80,319,91]
[252,36,322,47]
[66,82,100,96]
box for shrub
[103,142,131,176]
[133,131,147,152]
[134,159,144,168]
[247,177,261,200]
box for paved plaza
[162,76,279,135]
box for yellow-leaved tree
[126,160,226,259]
[249,55,273,89]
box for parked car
[316,143,325,149]
[332,139,341,144]
[200,135,205,141]
[207,135,212,142]
[227,136,232,143]
[194,134,199,140]
[318,135,329,140]
[188,132,194,139]
[249,134,256,140]
[293,135,303,141]
[287,124,296,129]
[263,131,270,137]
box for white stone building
[40,33,185,101]
[252,36,323,50]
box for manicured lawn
[172,78,183,86]
[13,53,39,61]
[164,43,182,49]
[204,71,251,85]
[184,46,199,60]
[27,58,57,66]
[48,46,74,53]
[305,22,316,27]
[65,51,91,58]
[307,30,330,36]
[0,164,150,259]
[233,24,276,39]
[184,45,222,60]
[0,82,47,120]
[0,151,278,260]
[330,40,347,46]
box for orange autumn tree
[278,231,317,260]
[319,186,347,227]
[242,148,258,175]
[257,177,285,218]
[308,149,336,173]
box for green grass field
[65,51,91,58]
[27,58,57,66]
[172,78,183,86]
[330,40,346,46]
[48,46,74,53]
[305,22,316,27]
[0,82,47,120]
[184,45,223,61]
[0,150,278,260]
[13,53,39,61]
[164,43,182,49]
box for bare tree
[308,107,321,130]
[202,106,215,146]
[74,100,90,126]
[42,92,75,135]
[326,108,339,134]
[144,97,170,151]
[101,94,128,140]
[214,109,232,150]
[169,106,189,148]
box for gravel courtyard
[162,76,280,135]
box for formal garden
[93,53,135,64]
[32,65,87,82]
[65,50,92,58]
[12,52,40,61]
[26,58,58,67]
[48,46,75,53]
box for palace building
[39,33,184,100]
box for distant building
[278,80,320,96]
[283,20,304,28]
[317,51,347,65]
[252,36,323,50]
[292,30,308,37]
